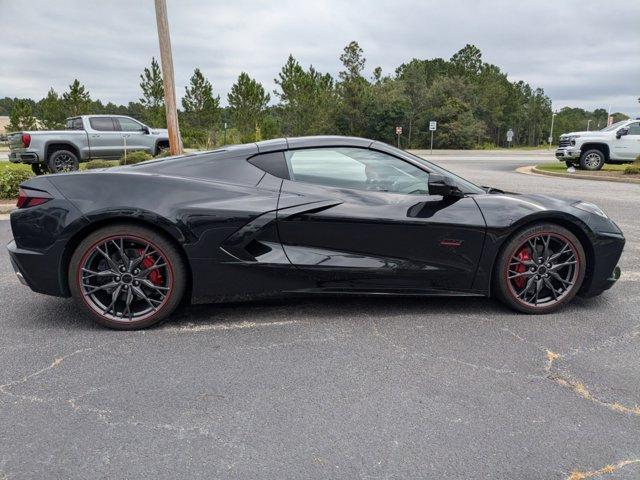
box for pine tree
[62,79,91,116]
[139,58,166,127]
[337,41,372,137]
[7,100,37,131]
[274,55,335,136]
[39,88,66,129]
[182,68,220,130]
[227,72,270,142]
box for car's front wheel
[68,224,186,329]
[494,223,586,314]
[579,149,605,171]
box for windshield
[404,151,486,194]
[600,120,627,132]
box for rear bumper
[7,238,71,297]
[9,151,39,164]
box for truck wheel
[31,163,46,176]
[579,149,605,171]
[48,150,79,173]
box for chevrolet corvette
[7,136,624,329]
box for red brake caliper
[513,247,531,288]
[138,249,163,286]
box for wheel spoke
[95,244,121,272]
[103,284,122,314]
[543,277,559,301]
[83,280,119,295]
[550,260,577,271]
[82,268,116,278]
[111,239,130,269]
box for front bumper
[555,147,581,162]
[579,231,625,298]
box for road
[1,151,639,479]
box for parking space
[1,151,638,479]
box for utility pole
[548,112,556,150]
[154,0,183,156]
[587,119,592,131]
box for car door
[86,117,124,159]
[274,146,487,293]
[115,117,151,154]
[615,122,640,160]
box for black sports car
[7,136,624,329]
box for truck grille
[558,138,571,148]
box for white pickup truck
[556,118,640,170]
[8,115,169,174]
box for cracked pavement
[1,151,638,479]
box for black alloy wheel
[495,223,586,313]
[69,224,186,329]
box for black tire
[155,141,169,156]
[31,163,46,176]
[48,149,79,173]
[579,149,605,171]
[494,223,586,314]
[68,223,186,329]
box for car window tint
[89,117,115,131]
[66,118,84,130]
[627,123,640,135]
[117,117,144,132]
[285,148,430,195]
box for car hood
[560,130,608,138]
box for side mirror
[428,174,462,197]
[616,127,629,139]
[142,126,150,134]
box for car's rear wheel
[48,150,79,173]
[31,163,46,176]
[494,223,586,314]
[69,224,186,329]
[579,149,605,171]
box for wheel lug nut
[115,276,120,282]
[133,281,139,286]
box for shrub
[84,159,117,170]
[119,150,153,165]
[0,164,34,199]
[154,150,172,158]
[623,164,640,175]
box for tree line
[2,42,630,149]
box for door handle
[91,134,100,137]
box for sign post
[506,128,514,148]
[429,121,437,154]
[395,126,402,148]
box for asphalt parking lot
[1,151,638,479]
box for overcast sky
[1,0,638,116]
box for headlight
[567,135,580,146]
[573,201,608,218]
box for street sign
[506,129,514,143]
[429,121,437,131]
[395,126,402,135]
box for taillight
[21,133,31,148]
[16,188,52,208]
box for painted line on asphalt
[163,319,301,333]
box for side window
[66,118,84,130]
[285,148,430,195]
[117,117,145,132]
[89,117,115,131]
[627,123,640,135]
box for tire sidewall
[494,223,586,314]
[579,149,605,171]
[48,150,79,173]
[68,224,186,329]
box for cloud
[0,0,638,115]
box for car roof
[256,135,374,153]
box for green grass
[536,162,627,173]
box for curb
[517,166,640,185]
[0,203,15,214]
